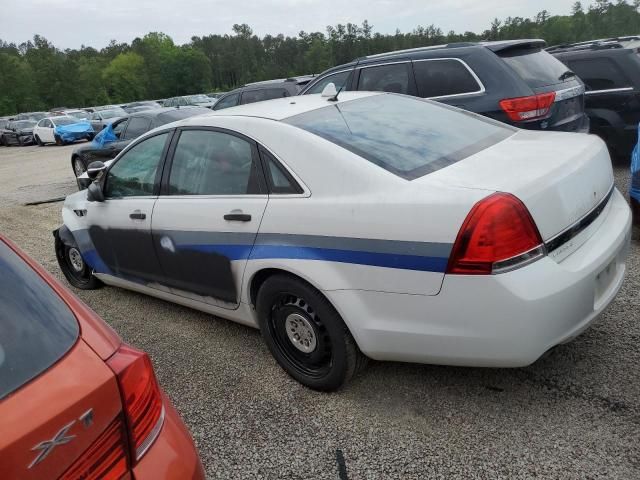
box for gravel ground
[1,144,639,479]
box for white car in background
[33,115,94,146]
[57,91,631,391]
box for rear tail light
[60,416,128,480]
[107,344,165,463]
[447,193,545,275]
[499,92,556,122]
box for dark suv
[71,106,211,188]
[300,40,589,133]
[212,76,315,111]
[549,38,640,159]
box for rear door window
[499,48,569,88]
[213,93,240,110]
[284,94,513,180]
[567,57,631,91]
[168,130,262,195]
[123,116,152,140]
[413,59,482,98]
[305,70,353,94]
[358,63,412,94]
[0,241,79,399]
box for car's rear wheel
[55,235,102,290]
[256,274,367,391]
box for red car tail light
[447,193,545,275]
[107,344,164,463]
[499,92,556,122]
[60,416,128,480]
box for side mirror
[87,182,104,202]
[87,161,106,180]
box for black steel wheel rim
[268,293,333,379]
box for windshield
[0,241,79,399]
[284,94,514,180]
[188,95,211,103]
[101,108,126,119]
[13,121,35,129]
[52,117,80,126]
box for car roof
[179,91,381,123]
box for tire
[0,136,6,147]
[35,135,44,146]
[55,234,102,290]
[55,135,64,146]
[632,197,639,227]
[256,274,367,391]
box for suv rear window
[0,241,79,399]
[284,94,513,180]
[499,48,569,88]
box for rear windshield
[499,48,570,88]
[283,94,513,179]
[0,241,79,399]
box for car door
[41,119,55,143]
[151,127,268,307]
[86,131,171,283]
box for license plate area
[594,258,617,309]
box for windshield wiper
[559,70,577,81]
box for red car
[0,235,204,479]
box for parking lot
[1,143,639,479]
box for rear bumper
[326,188,632,367]
[133,394,204,479]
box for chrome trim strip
[554,84,585,101]
[357,60,411,69]
[491,245,546,274]
[412,57,486,100]
[545,184,615,254]
[585,87,634,95]
[136,405,165,460]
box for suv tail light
[447,193,545,275]
[499,92,556,122]
[107,344,165,463]
[60,416,128,480]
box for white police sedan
[55,90,632,391]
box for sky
[1,0,579,49]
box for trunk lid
[427,130,614,246]
[0,341,123,480]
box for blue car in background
[631,123,640,224]
[33,115,94,146]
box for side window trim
[159,126,267,197]
[257,146,304,195]
[412,57,486,100]
[102,129,175,199]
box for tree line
[0,0,639,116]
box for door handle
[129,210,146,220]
[224,212,251,222]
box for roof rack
[358,43,478,60]
[546,38,632,53]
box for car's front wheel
[55,234,102,290]
[35,135,44,146]
[55,135,64,146]
[256,274,367,391]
